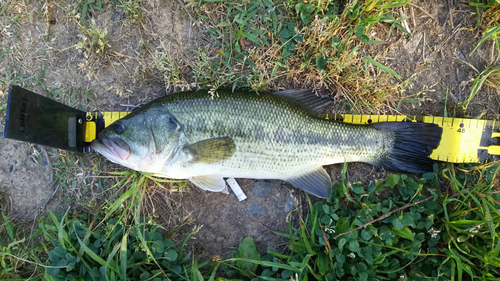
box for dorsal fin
[271,90,333,115]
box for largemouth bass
[91,90,442,198]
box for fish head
[91,107,183,173]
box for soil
[0,0,497,260]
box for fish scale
[159,91,388,177]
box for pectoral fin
[285,168,332,198]
[182,137,236,164]
[190,175,228,194]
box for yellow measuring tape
[84,112,500,163]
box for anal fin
[284,168,332,198]
[190,175,229,194]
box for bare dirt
[385,0,500,118]
[0,0,497,260]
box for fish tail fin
[372,122,442,173]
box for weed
[211,163,500,280]
[152,51,192,91]
[1,169,192,280]
[40,170,193,280]
[469,0,500,61]
[114,0,144,23]
[0,214,41,279]
[76,19,111,67]
[71,0,104,27]
[194,0,412,112]
[3,164,499,280]
[40,209,205,280]
[460,65,500,112]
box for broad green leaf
[358,272,369,281]
[401,213,415,227]
[360,247,373,265]
[352,184,364,195]
[322,205,330,214]
[338,238,347,252]
[235,237,260,274]
[391,217,404,230]
[315,55,329,71]
[384,174,401,188]
[316,251,329,275]
[348,240,360,252]
[355,262,367,272]
[164,249,178,261]
[332,37,341,47]
[360,229,372,241]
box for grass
[71,0,104,28]
[1,0,500,280]
[114,0,145,23]
[460,65,500,112]
[169,0,412,112]
[2,163,499,280]
[469,0,500,61]
[39,172,198,281]
[209,163,500,280]
[75,19,111,68]
[462,1,500,113]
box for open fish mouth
[91,135,131,161]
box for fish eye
[114,122,125,134]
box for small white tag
[226,177,247,201]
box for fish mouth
[91,135,131,161]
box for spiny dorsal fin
[284,167,332,198]
[182,137,236,164]
[271,90,333,115]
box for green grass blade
[242,32,263,47]
[461,66,500,111]
[119,232,128,279]
[48,209,70,249]
[226,257,301,272]
[75,233,117,272]
[363,56,402,79]
[100,181,136,223]
[469,24,500,56]
[481,198,496,247]
[0,4,8,16]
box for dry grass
[187,0,414,113]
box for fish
[91,90,442,198]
